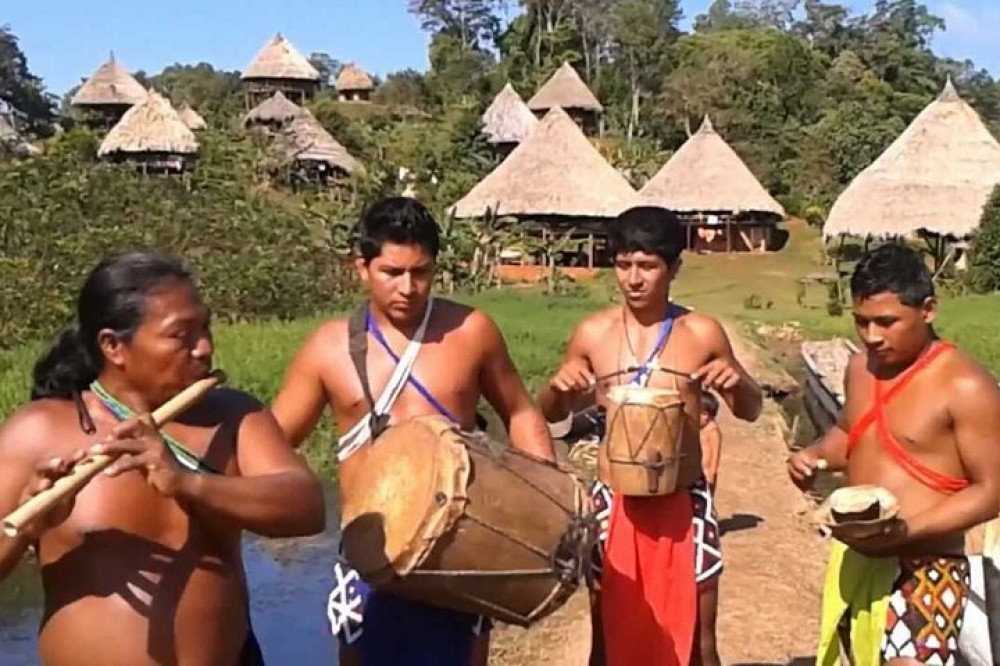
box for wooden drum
[338,415,596,627]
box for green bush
[0,129,356,349]
[965,185,1000,294]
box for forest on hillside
[2,0,999,345]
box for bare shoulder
[0,399,71,458]
[675,308,729,347]
[942,348,1000,408]
[293,317,350,368]
[570,306,619,350]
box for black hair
[607,206,686,266]
[700,391,720,418]
[850,244,934,307]
[31,251,194,402]
[354,197,440,262]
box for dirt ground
[490,329,832,665]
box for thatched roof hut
[336,63,374,102]
[528,63,603,114]
[823,79,1000,240]
[70,53,147,125]
[482,83,537,150]
[451,106,637,220]
[177,104,207,131]
[98,90,198,170]
[242,34,320,106]
[273,110,362,177]
[640,116,785,217]
[242,91,303,129]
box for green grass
[2,222,999,475]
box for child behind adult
[700,391,722,493]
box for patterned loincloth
[882,556,970,665]
[590,475,723,587]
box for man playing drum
[0,251,327,666]
[788,245,1000,666]
[538,206,763,666]
[271,197,556,666]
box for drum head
[607,386,682,407]
[340,416,471,581]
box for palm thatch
[451,106,637,219]
[482,83,538,146]
[242,34,320,82]
[242,91,303,127]
[527,62,603,113]
[70,53,148,107]
[639,116,785,217]
[824,79,1000,239]
[177,103,207,130]
[274,110,362,175]
[336,63,374,92]
[98,90,199,157]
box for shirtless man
[537,206,762,666]
[0,251,326,666]
[271,196,555,666]
[789,244,1000,666]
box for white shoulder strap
[336,299,435,461]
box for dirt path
[490,328,831,665]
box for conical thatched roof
[451,106,637,219]
[824,79,1000,239]
[71,53,148,107]
[527,62,603,113]
[242,34,320,82]
[639,116,785,217]
[98,90,199,157]
[243,91,303,127]
[177,104,207,130]
[275,110,362,174]
[482,83,538,146]
[336,63,374,92]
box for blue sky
[4,0,1000,97]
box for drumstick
[2,370,226,538]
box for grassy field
[2,219,999,474]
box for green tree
[0,26,55,135]
[965,186,1000,293]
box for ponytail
[30,325,98,401]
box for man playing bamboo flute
[538,206,763,666]
[788,245,1000,666]
[271,196,556,666]
[0,251,326,666]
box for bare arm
[905,370,1000,543]
[0,409,42,580]
[694,318,762,422]
[271,325,335,448]
[475,312,556,462]
[700,424,722,488]
[537,321,596,424]
[175,405,326,537]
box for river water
[0,490,342,665]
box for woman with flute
[0,251,326,666]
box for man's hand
[92,418,189,497]
[693,357,742,392]
[834,517,909,557]
[787,447,827,491]
[16,451,88,539]
[549,359,596,398]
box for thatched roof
[177,104,207,130]
[336,63,374,92]
[275,110,362,174]
[639,116,785,217]
[242,34,320,82]
[482,83,537,145]
[242,91,303,126]
[451,106,637,219]
[824,79,1000,239]
[70,53,148,107]
[98,90,199,157]
[527,62,603,113]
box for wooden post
[726,218,732,253]
[588,234,594,269]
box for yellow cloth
[816,541,898,666]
